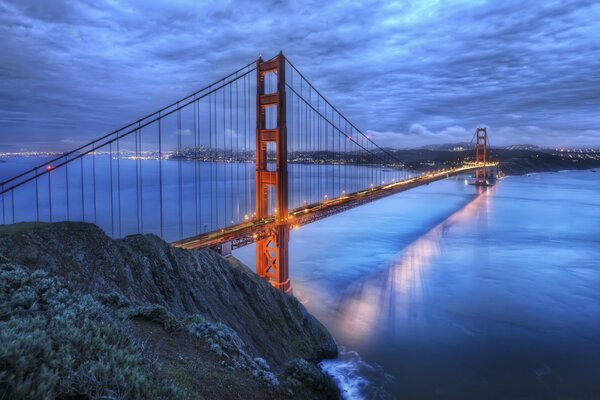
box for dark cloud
[0,0,599,151]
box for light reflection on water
[331,188,491,346]
[237,170,600,399]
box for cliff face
[0,222,336,370]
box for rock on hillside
[0,222,337,370]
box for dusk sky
[1,0,599,151]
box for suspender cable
[194,99,199,235]
[229,83,233,225]
[317,95,321,198]
[177,107,183,240]
[139,126,144,234]
[209,91,212,232]
[223,86,227,226]
[135,127,139,233]
[0,60,258,193]
[117,138,122,237]
[48,173,52,223]
[92,150,97,224]
[286,58,404,167]
[80,156,84,221]
[1,67,256,201]
[286,84,390,171]
[309,86,314,203]
[289,73,292,207]
[243,74,248,217]
[35,174,39,222]
[236,78,240,223]
[218,88,222,228]
[65,158,70,220]
[213,85,218,231]
[109,142,114,236]
[158,116,164,239]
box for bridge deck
[172,164,496,251]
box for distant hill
[504,144,542,151]
[386,147,600,175]
[416,142,474,151]
[416,143,552,151]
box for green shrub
[125,304,181,331]
[97,291,131,309]
[186,317,279,387]
[280,359,340,399]
[0,263,186,400]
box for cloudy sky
[1,0,599,151]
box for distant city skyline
[1,0,599,152]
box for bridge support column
[475,127,487,185]
[218,241,232,257]
[255,53,291,293]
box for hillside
[389,148,600,175]
[0,222,339,399]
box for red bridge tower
[255,53,291,293]
[475,127,488,185]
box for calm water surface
[2,158,599,399]
[237,170,600,399]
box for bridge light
[244,214,249,221]
[46,165,53,171]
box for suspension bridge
[0,52,497,293]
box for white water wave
[320,347,395,400]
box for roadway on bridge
[173,163,497,251]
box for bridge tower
[255,53,291,293]
[475,127,487,185]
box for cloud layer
[1,0,599,150]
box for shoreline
[499,166,598,178]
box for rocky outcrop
[0,222,337,370]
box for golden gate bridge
[0,52,497,293]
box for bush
[187,317,279,387]
[280,359,340,399]
[0,263,186,400]
[187,317,251,365]
[125,304,181,331]
[97,291,131,309]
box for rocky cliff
[0,222,339,399]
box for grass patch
[165,363,203,400]
[0,222,48,237]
